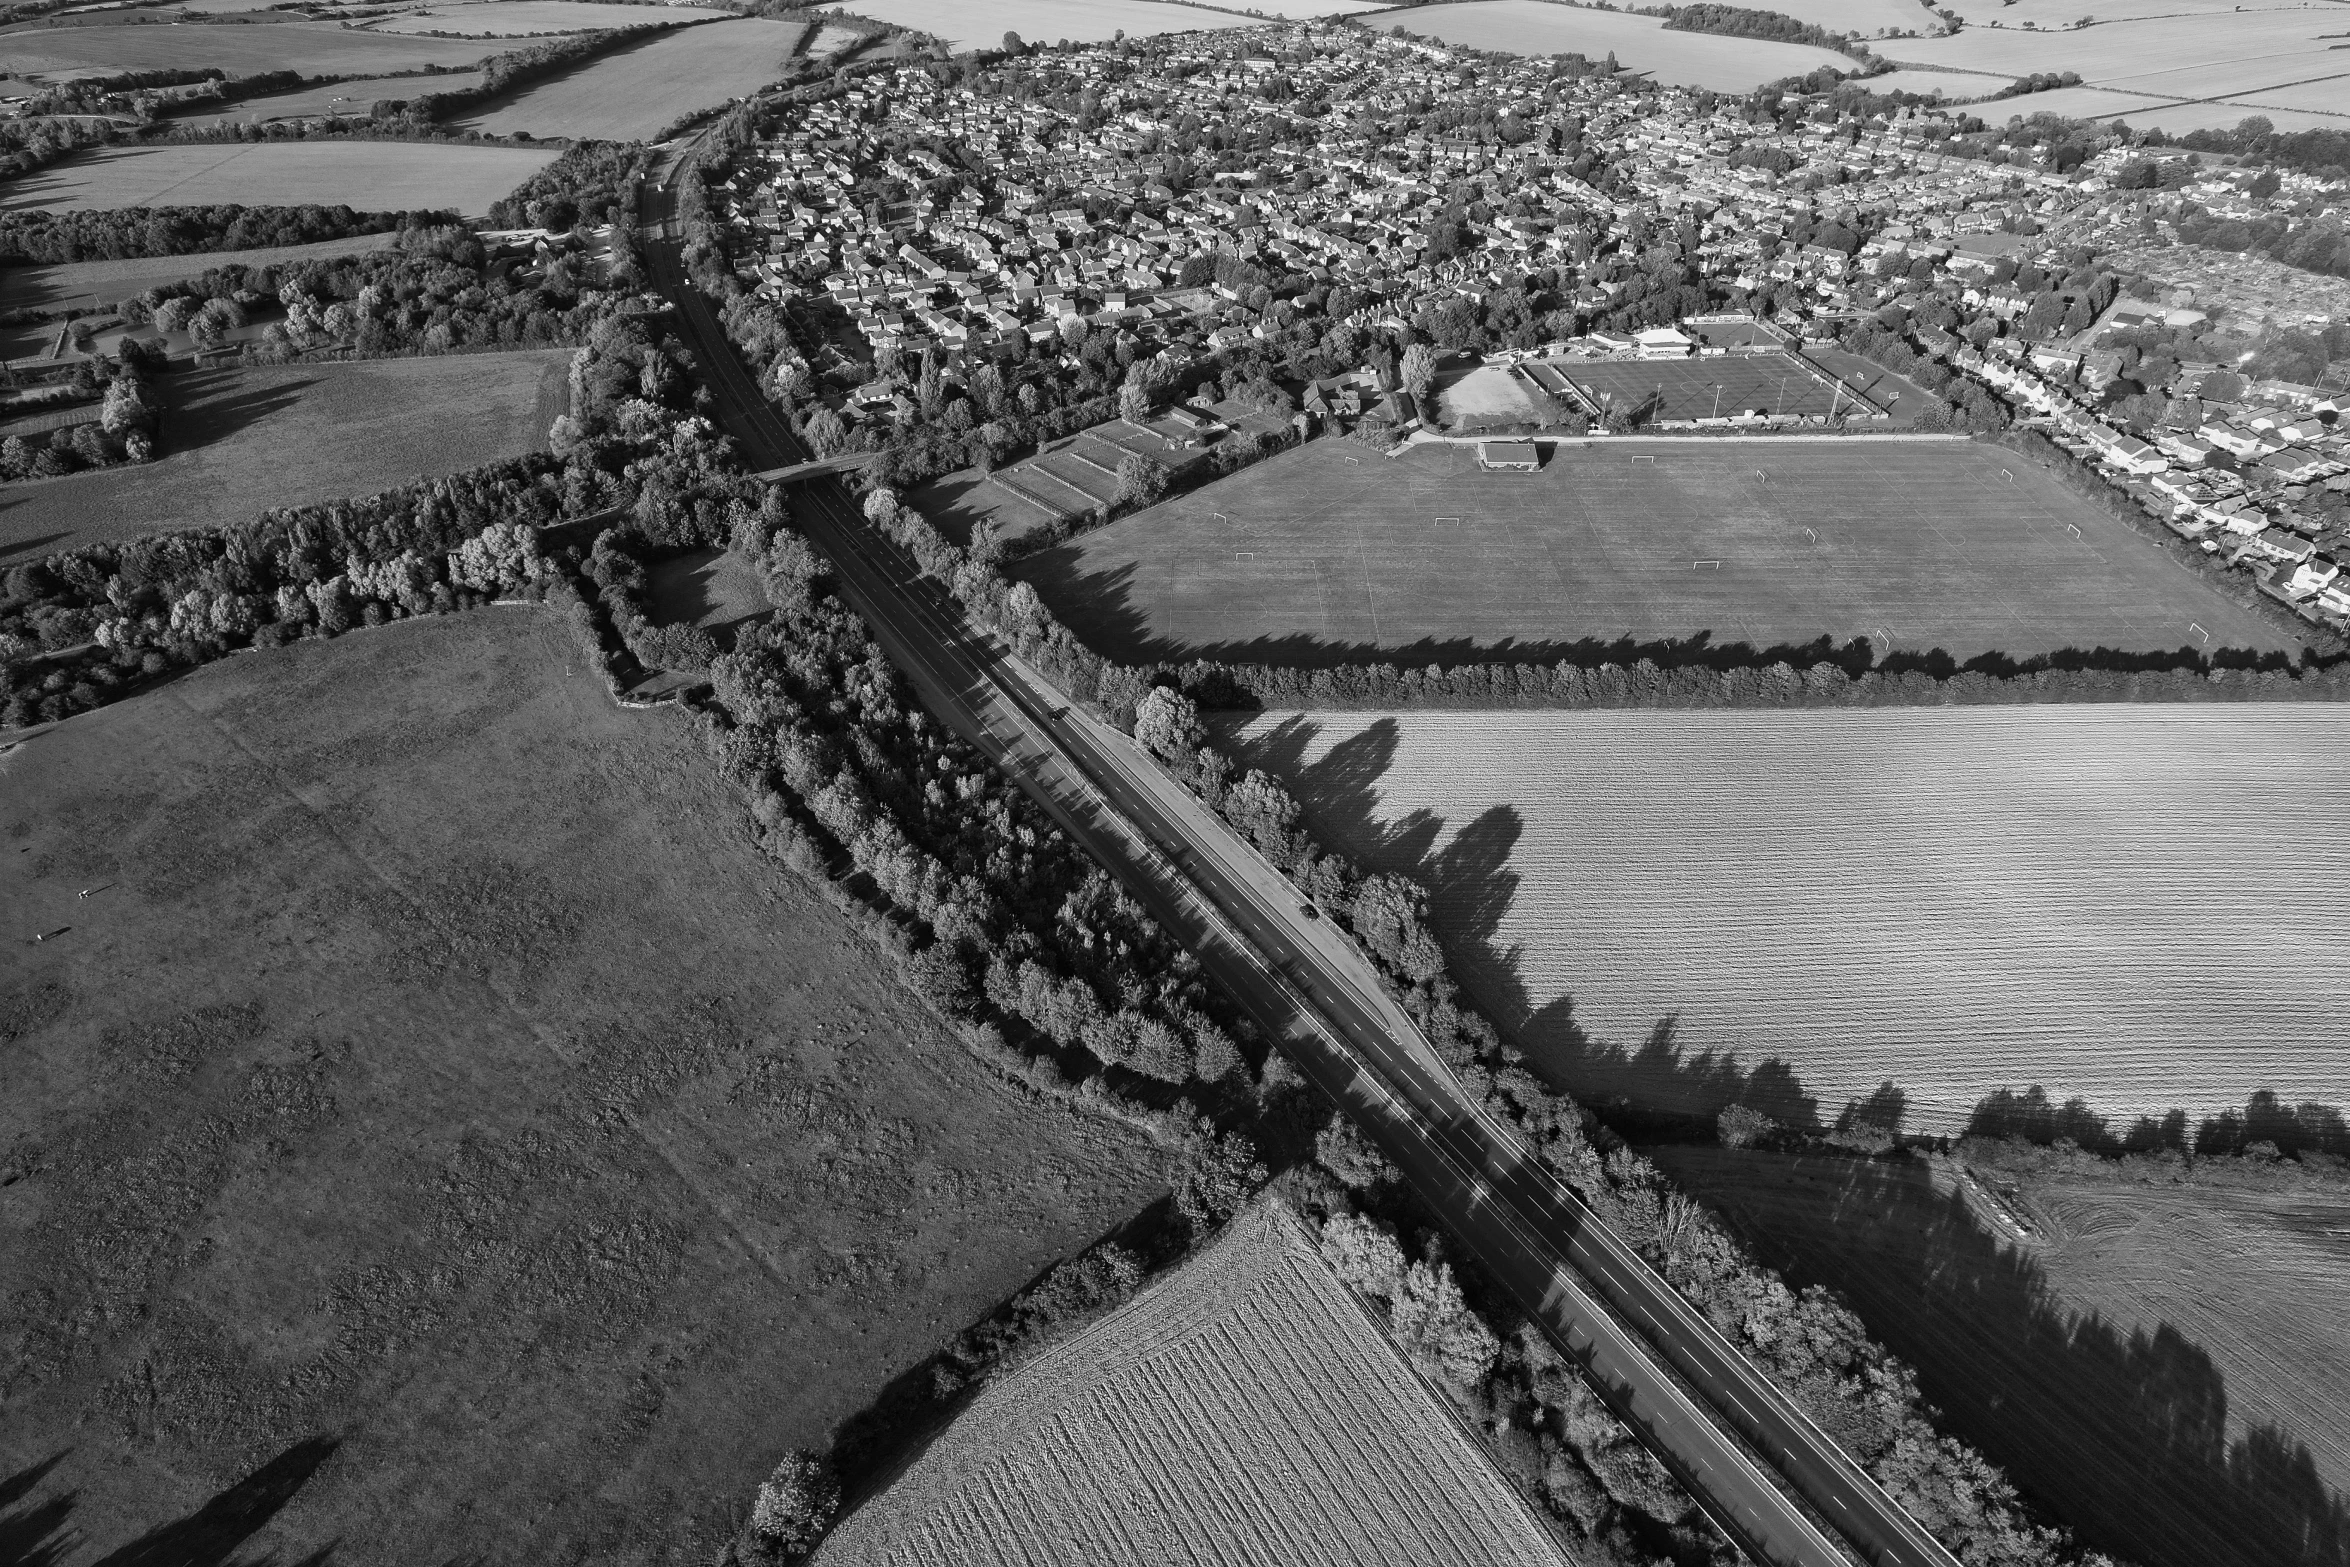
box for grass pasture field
[815,0,1260,53]
[1228,706,2350,1138]
[161,68,489,127]
[1650,1146,2350,1567]
[0,17,510,84]
[0,139,555,216]
[815,1200,1567,1567]
[1016,438,2292,665]
[0,231,398,313]
[1370,1,1854,91]
[453,17,809,140]
[366,0,727,34]
[0,609,1169,1566]
[0,352,569,561]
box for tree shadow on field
[1656,1149,2350,1567]
[0,1451,77,1567]
[161,373,322,457]
[1235,712,1853,1140]
[91,1435,341,1567]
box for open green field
[0,140,554,216]
[0,352,569,562]
[368,0,726,34]
[1018,438,2292,665]
[161,69,488,127]
[0,17,508,83]
[817,1201,1566,1567]
[0,231,398,313]
[815,0,1258,53]
[0,608,1167,1565]
[1371,1,1854,91]
[1229,706,2350,1138]
[1651,1146,2350,1567]
[454,16,807,139]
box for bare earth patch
[0,609,1168,1566]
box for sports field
[0,140,554,216]
[454,17,805,140]
[1528,349,1917,425]
[1017,438,2293,664]
[0,18,509,82]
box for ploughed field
[454,17,814,140]
[0,609,1167,1565]
[0,352,570,561]
[1228,706,2350,1137]
[1018,438,2291,664]
[814,1201,1567,1567]
[1651,1146,2350,1567]
[0,140,555,217]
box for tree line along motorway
[635,167,1961,1567]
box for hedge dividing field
[0,608,1168,1565]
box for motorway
[636,161,1961,1567]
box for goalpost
[1631,453,1656,465]
[1433,516,1462,528]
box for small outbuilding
[1477,439,1540,471]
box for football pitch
[1534,350,1897,424]
[1015,437,2297,664]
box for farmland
[0,352,569,560]
[454,17,811,141]
[1016,438,2292,665]
[1227,706,2350,1137]
[0,140,555,217]
[814,1200,1566,1567]
[162,69,489,128]
[1875,5,2350,134]
[0,608,1168,1565]
[1651,1145,2350,1567]
[367,0,727,34]
[815,0,1260,53]
[0,18,510,83]
[1371,2,1854,92]
[0,231,398,313]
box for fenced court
[1014,437,2298,663]
[1542,350,1893,425]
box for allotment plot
[1018,438,2292,664]
[1233,705,2350,1137]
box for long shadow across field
[1242,712,2350,1567]
[1657,1150,2350,1567]
[1023,541,2284,684]
[0,1438,341,1567]
[1240,712,1846,1137]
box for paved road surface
[636,154,1961,1567]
